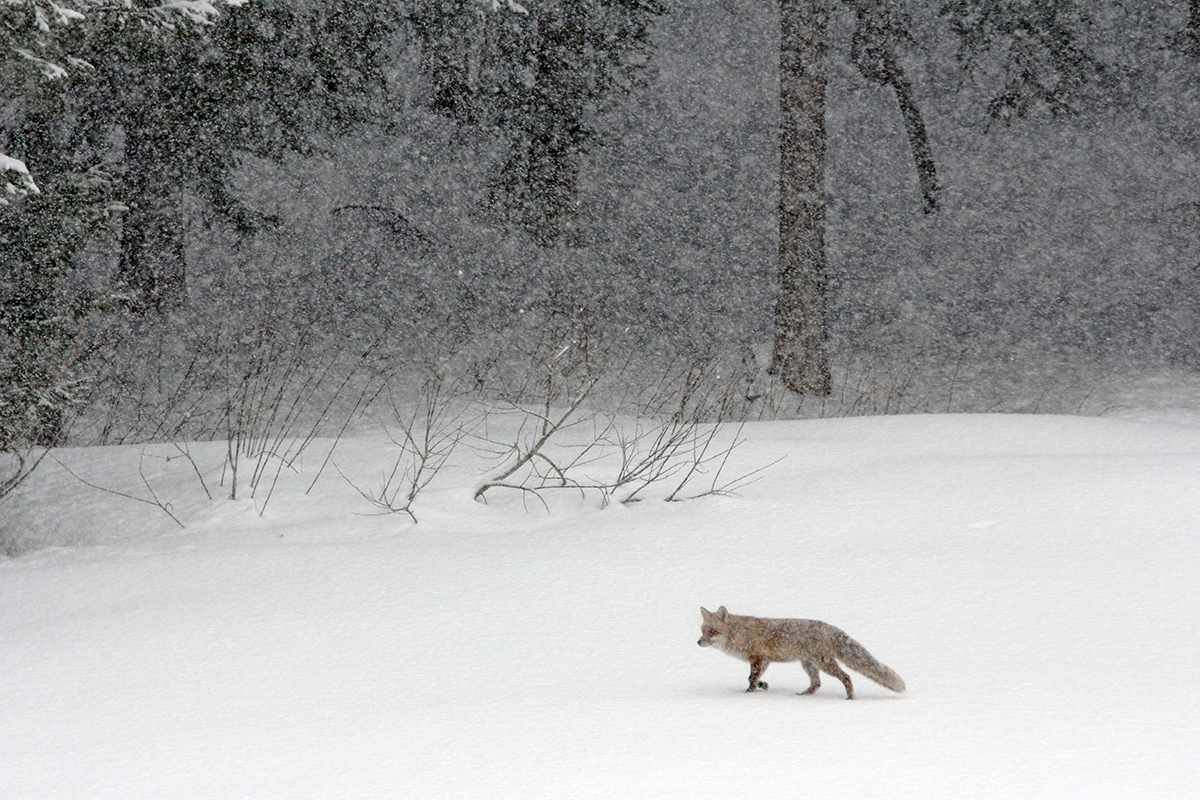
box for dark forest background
[6,0,1200,492]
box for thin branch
[51,454,184,528]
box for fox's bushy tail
[832,629,906,693]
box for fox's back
[724,614,838,661]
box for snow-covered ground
[3,402,1200,797]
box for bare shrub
[616,362,781,504]
[73,253,389,515]
[470,323,613,504]
[734,345,975,419]
[213,331,382,511]
[336,369,476,522]
[468,317,777,508]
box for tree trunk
[117,130,187,313]
[773,0,831,396]
[117,197,187,313]
[512,4,586,248]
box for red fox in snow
[698,606,906,699]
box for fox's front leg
[746,658,769,691]
[798,660,821,695]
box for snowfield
[3,411,1199,798]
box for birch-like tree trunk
[773,0,831,396]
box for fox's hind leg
[798,660,821,695]
[747,658,769,691]
[820,658,855,699]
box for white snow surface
[3,410,1200,798]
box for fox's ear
[700,606,711,619]
[716,606,728,620]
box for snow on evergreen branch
[2,1,247,194]
[0,154,41,206]
[5,1,249,80]
[478,0,528,14]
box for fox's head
[698,606,730,648]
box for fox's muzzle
[698,637,710,647]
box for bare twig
[1,446,54,502]
[339,370,474,522]
[171,441,212,500]
[51,453,185,528]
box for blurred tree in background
[407,0,664,248]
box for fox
[698,606,905,699]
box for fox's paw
[745,681,768,692]
[798,686,818,696]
